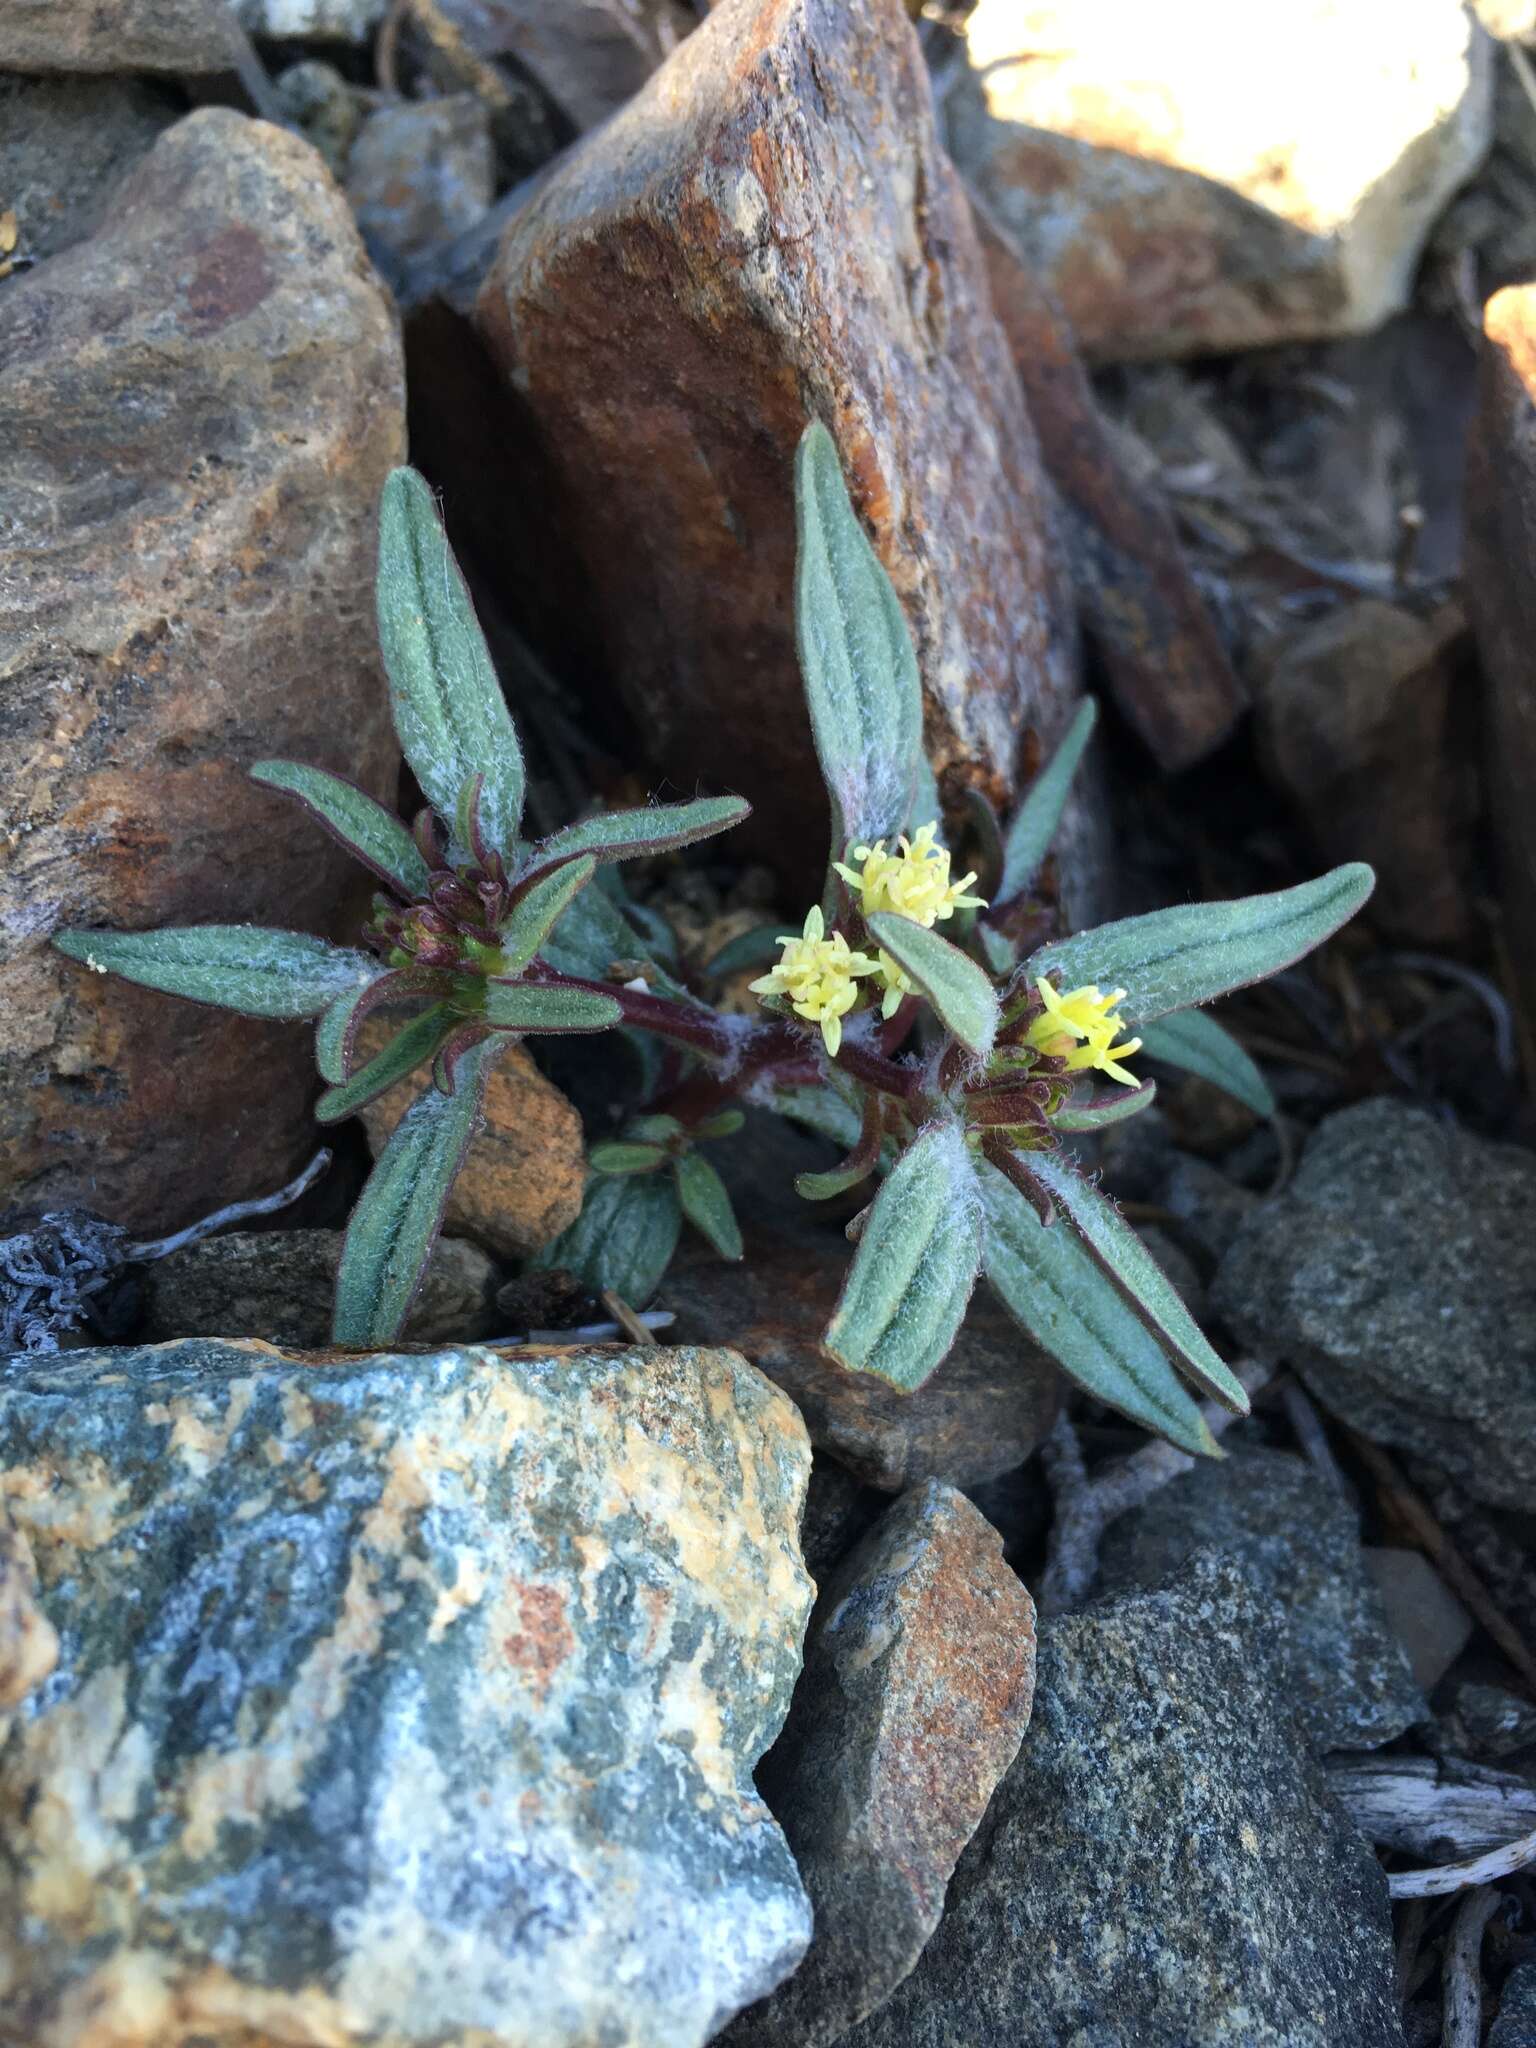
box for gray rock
[275,60,368,178]
[0,74,179,267]
[140,1227,498,1348]
[0,1339,814,2046]
[234,0,386,37]
[1363,1547,1473,1693]
[1491,1961,1536,2048]
[347,96,495,296]
[727,1483,1036,2047]
[1162,1150,1260,1265]
[1442,1680,1536,1763]
[1099,1448,1424,1749]
[1213,1101,1536,1508]
[846,1556,1405,2048]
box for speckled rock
[950,0,1492,361]
[0,1516,57,1715]
[141,1227,498,1348]
[0,110,405,1234]
[0,1338,815,2046]
[356,1022,585,1260]
[1099,1448,1423,1749]
[473,0,1101,903]
[1362,1546,1472,1693]
[1490,1961,1536,2047]
[1213,1101,1536,1509]
[665,1234,1062,1492]
[0,75,179,266]
[845,1555,1405,2048]
[442,0,697,132]
[725,1482,1036,2047]
[347,96,495,296]
[0,0,244,72]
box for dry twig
[1440,1885,1503,2046]
[599,1290,659,1347]
[1389,1825,1536,1901]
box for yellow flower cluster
[834,822,986,1019]
[1025,977,1143,1087]
[749,906,879,1057]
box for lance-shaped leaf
[532,1170,681,1307]
[867,913,999,1058]
[314,967,446,1083]
[999,699,1097,904]
[482,981,622,1033]
[375,466,525,856]
[316,973,386,1084]
[675,1152,743,1261]
[500,856,598,974]
[1053,1079,1159,1132]
[707,924,788,978]
[1138,1009,1276,1118]
[795,420,923,848]
[536,795,750,867]
[796,1093,883,1200]
[332,1035,497,1344]
[541,876,690,1001]
[316,1004,458,1124]
[53,925,375,1020]
[1027,863,1375,1026]
[824,1122,982,1391]
[250,760,430,899]
[1030,1152,1248,1413]
[767,1082,865,1151]
[978,1162,1217,1457]
[589,1140,669,1175]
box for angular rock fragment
[0,1338,814,2047]
[443,0,697,132]
[0,110,405,1232]
[347,95,495,295]
[0,0,244,73]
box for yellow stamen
[1025,977,1143,1087]
[749,905,880,1058]
[834,821,986,1013]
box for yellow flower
[1025,977,1143,1087]
[749,905,880,1057]
[834,822,986,1016]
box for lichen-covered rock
[0,1516,57,1715]
[473,0,1100,905]
[1213,1101,1536,1509]
[0,110,405,1234]
[726,1482,1036,2047]
[346,96,495,295]
[0,1338,814,2046]
[845,1556,1405,2048]
[1098,1447,1423,1749]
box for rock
[0,110,405,1235]
[0,74,180,266]
[0,0,244,73]
[726,1483,1036,2047]
[1491,1963,1536,2048]
[1213,1102,1536,1510]
[1160,1155,1261,1266]
[0,1337,814,2045]
[1254,600,1476,944]
[664,1234,1062,1492]
[472,0,1101,908]
[974,203,1244,770]
[1098,1448,1423,1749]
[846,1556,1405,2048]
[1363,1547,1473,1693]
[141,1227,499,1348]
[356,1021,585,1260]
[1441,1680,1536,1762]
[796,1455,886,1582]
[0,1517,57,1714]
[1401,1449,1536,1658]
[347,95,495,296]
[1466,282,1536,1027]
[274,59,368,178]
[233,0,385,37]
[949,0,1492,361]
[443,0,698,132]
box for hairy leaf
[537,795,750,866]
[795,421,923,848]
[979,1163,1217,1456]
[481,981,622,1033]
[331,1036,497,1344]
[824,1122,982,1391]
[589,1140,668,1175]
[315,1004,457,1124]
[53,925,375,1021]
[706,924,790,978]
[796,1094,883,1200]
[376,467,524,856]
[499,856,598,974]
[1030,1152,1248,1412]
[675,1152,743,1260]
[999,699,1097,903]
[315,974,387,1084]
[541,876,689,999]
[867,913,999,1058]
[250,760,430,899]
[1053,1079,1159,1132]
[1138,1009,1276,1118]
[532,1171,681,1307]
[767,1082,865,1151]
[1028,863,1375,1025]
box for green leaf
[481,982,622,1033]
[250,760,430,899]
[537,795,750,866]
[541,875,690,999]
[824,1122,982,1391]
[706,924,789,978]
[1029,1153,1248,1413]
[999,699,1097,903]
[675,1152,743,1260]
[768,1082,865,1150]
[1027,864,1375,1026]
[979,924,1019,976]
[53,925,375,1021]
[589,1140,668,1175]
[627,1114,685,1143]
[532,1171,682,1307]
[315,975,387,1084]
[332,1036,497,1344]
[375,467,525,857]
[1138,1010,1276,1119]
[315,1004,457,1124]
[692,1109,744,1140]
[867,913,999,1058]
[795,421,923,848]
[499,857,597,974]
[978,1163,1217,1456]
[796,1094,882,1200]
[1053,1080,1158,1132]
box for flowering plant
[56,429,1371,1453]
